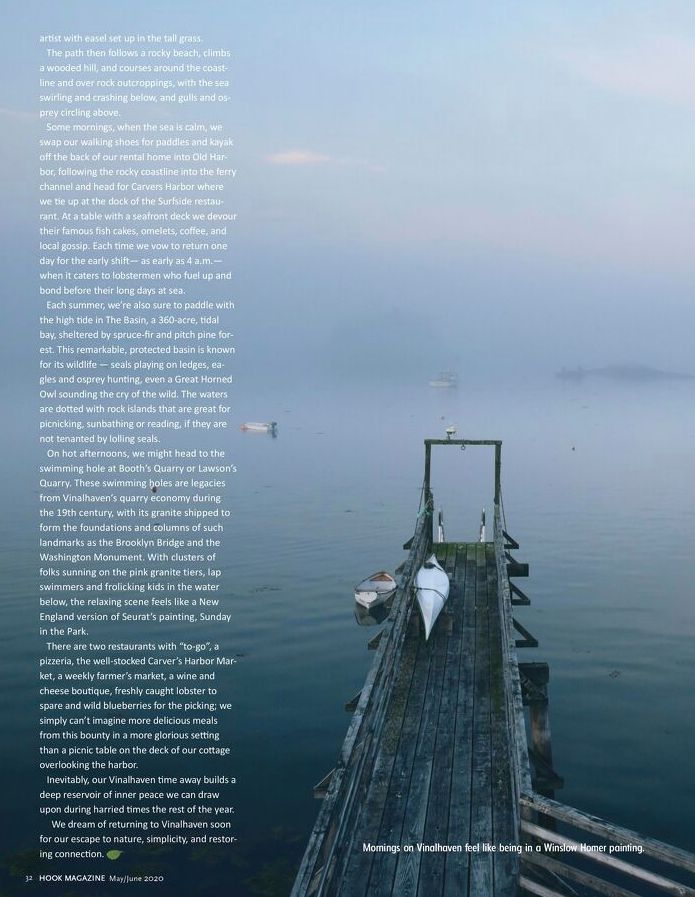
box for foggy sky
[3,1,695,386]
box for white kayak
[414,554,450,640]
[354,571,397,608]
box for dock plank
[303,542,517,897]
[338,610,423,897]
[392,546,452,897]
[367,603,438,896]
[416,543,465,897]
[469,542,494,896]
[443,543,479,897]
[487,542,518,894]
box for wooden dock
[336,541,516,897]
[292,439,695,897]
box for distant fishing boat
[354,571,397,608]
[429,371,458,388]
[414,554,450,640]
[555,363,695,382]
[240,421,277,435]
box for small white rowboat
[354,571,397,608]
[240,421,277,434]
[415,554,450,640]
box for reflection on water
[353,596,393,627]
[3,376,695,894]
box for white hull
[429,371,458,389]
[240,421,277,433]
[354,572,397,608]
[355,588,396,608]
[414,554,450,640]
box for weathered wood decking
[336,541,516,897]
[292,439,695,897]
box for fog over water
[4,375,695,895]
[4,1,695,894]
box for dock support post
[520,663,562,802]
[423,441,433,550]
[530,701,555,797]
[424,441,432,501]
[494,442,501,506]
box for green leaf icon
[106,850,122,860]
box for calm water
[2,375,695,895]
